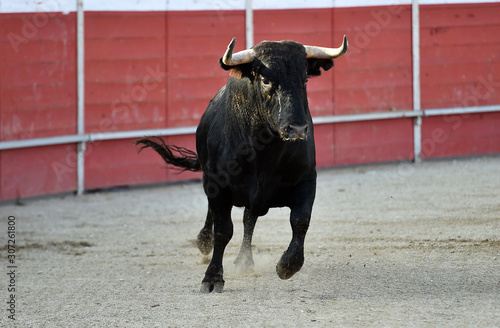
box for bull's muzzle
[282,123,309,141]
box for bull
[136,36,348,293]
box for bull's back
[195,86,228,170]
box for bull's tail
[135,137,202,172]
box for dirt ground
[1,156,499,327]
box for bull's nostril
[288,124,308,139]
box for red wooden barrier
[0,3,499,200]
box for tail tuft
[135,137,202,172]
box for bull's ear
[219,58,253,79]
[219,58,234,71]
[307,58,334,76]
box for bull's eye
[261,76,272,91]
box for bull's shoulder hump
[211,85,226,104]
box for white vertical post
[77,0,85,195]
[412,0,422,163]
[245,0,254,48]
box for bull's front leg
[276,208,311,279]
[276,179,316,280]
[201,202,233,293]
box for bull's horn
[222,37,255,66]
[304,35,348,59]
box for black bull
[136,36,348,293]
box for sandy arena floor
[1,156,499,327]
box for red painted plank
[333,43,413,114]
[167,72,226,127]
[314,124,334,168]
[2,82,76,110]
[420,25,500,47]
[168,57,227,79]
[167,98,210,127]
[85,138,168,189]
[167,35,246,58]
[333,6,412,31]
[338,28,411,52]
[334,118,414,166]
[340,47,411,70]
[422,62,500,87]
[85,102,166,133]
[421,44,499,67]
[338,66,412,90]
[308,90,335,117]
[1,61,75,87]
[1,145,77,199]
[167,10,245,38]
[85,12,166,39]
[0,38,76,64]
[0,62,77,139]
[0,13,76,42]
[85,38,165,61]
[167,76,228,102]
[254,9,333,53]
[255,9,332,35]
[308,75,334,93]
[1,105,76,140]
[335,85,412,114]
[333,4,413,105]
[254,32,333,47]
[420,4,500,28]
[333,5,412,65]
[166,11,245,60]
[85,81,165,105]
[85,59,166,84]
[421,112,500,158]
[421,77,500,110]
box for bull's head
[220,36,348,141]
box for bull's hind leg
[201,202,233,293]
[276,179,316,280]
[196,208,214,255]
[234,208,258,273]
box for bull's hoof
[201,281,224,293]
[196,228,213,255]
[276,251,304,280]
[201,265,224,293]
